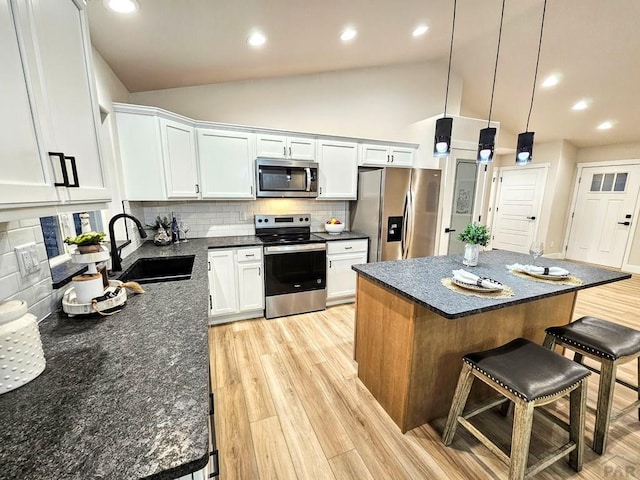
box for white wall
[130,61,462,143]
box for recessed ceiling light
[412,25,429,37]
[572,99,590,111]
[340,28,357,42]
[541,73,561,88]
[597,121,614,130]
[247,32,267,47]
[104,0,139,14]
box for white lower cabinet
[326,239,368,306]
[208,247,264,324]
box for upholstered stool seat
[443,338,590,480]
[545,316,640,454]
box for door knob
[444,228,456,233]
[618,221,631,226]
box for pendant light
[516,0,548,165]
[433,0,457,157]
[477,0,506,164]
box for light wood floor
[209,275,640,479]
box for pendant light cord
[487,0,506,126]
[443,0,457,117]
[525,0,548,132]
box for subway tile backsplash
[0,220,58,321]
[135,199,349,238]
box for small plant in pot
[64,231,106,254]
[147,216,172,246]
[457,223,490,267]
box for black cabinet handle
[65,156,79,187]
[209,392,214,415]
[444,228,456,233]
[49,152,69,186]
[209,295,212,310]
[618,221,631,226]
[526,216,536,220]
[196,184,200,194]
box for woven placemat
[441,278,515,298]
[508,270,583,286]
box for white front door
[566,165,640,268]
[491,166,547,253]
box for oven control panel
[255,214,311,228]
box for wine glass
[529,241,544,265]
[180,222,190,242]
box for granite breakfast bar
[351,249,631,433]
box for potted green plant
[147,216,171,246]
[64,231,106,254]
[457,222,490,266]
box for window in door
[589,172,628,192]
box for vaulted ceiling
[87,0,640,148]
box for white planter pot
[463,243,480,267]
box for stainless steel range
[255,214,326,319]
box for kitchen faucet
[108,213,148,272]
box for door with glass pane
[447,159,479,254]
[566,164,640,268]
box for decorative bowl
[324,223,345,234]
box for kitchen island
[0,239,213,480]
[352,249,631,433]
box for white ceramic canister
[72,273,104,303]
[0,300,46,395]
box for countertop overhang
[352,249,631,319]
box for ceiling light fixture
[433,0,457,158]
[104,0,139,14]
[541,73,560,88]
[571,99,590,111]
[412,25,429,37]
[340,28,357,42]
[597,121,614,130]
[247,32,267,47]
[515,0,548,165]
[477,0,506,164]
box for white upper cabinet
[0,0,57,207]
[115,111,166,201]
[317,140,358,200]
[360,143,414,168]
[159,118,199,199]
[14,0,109,203]
[256,133,316,160]
[197,128,255,199]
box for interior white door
[566,165,640,268]
[491,166,547,253]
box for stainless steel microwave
[255,158,319,198]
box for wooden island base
[354,276,577,433]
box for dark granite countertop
[206,235,262,249]
[313,231,368,241]
[0,239,210,480]
[352,249,631,319]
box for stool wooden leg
[509,400,534,480]
[443,363,475,446]
[542,334,556,350]
[569,378,588,471]
[593,359,617,455]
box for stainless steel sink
[119,255,195,284]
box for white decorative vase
[463,243,480,267]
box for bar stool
[442,338,590,480]
[544,316,640,454]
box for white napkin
[506,263,570,276]
[452,269,503,289]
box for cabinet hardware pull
[258,266,261,275]
[196,184,200,193]
[283,146,287,156]
[250,185,253,195]
[387,154,390,163]
[209,295,212,310]
[289,146,292,157]
[329,260,332,268]
[344,246,352,249]
[319,187,322,194]
[208,261,211,271]
[391,155,394,163]
[209,392,215,415]
[245,253,255,257]
[65,156,79,187]
[49,152,69,186]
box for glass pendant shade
[516,132,535,165]
[477,127,497,164]
[434,117,453,157]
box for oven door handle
[305,167,311,192]
[264,244,326,254]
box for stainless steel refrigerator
[350,167,441,262]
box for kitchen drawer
[236,247,262,262]
[327,239,368,255]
